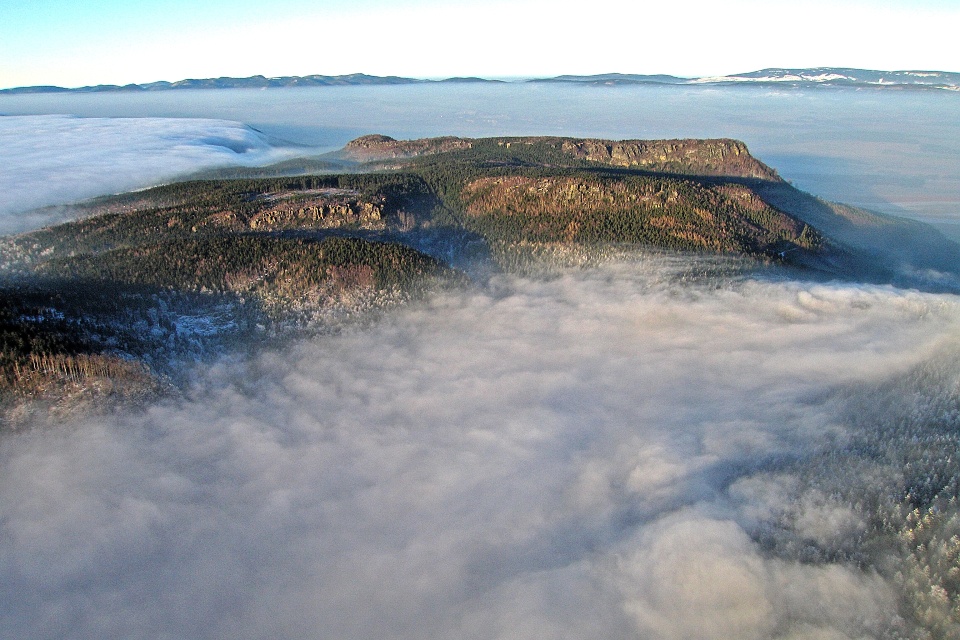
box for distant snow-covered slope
[692,67,960,89]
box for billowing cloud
[0,114,298,233]
[1,258,958,638]
[615,509,895,640]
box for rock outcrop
[342,134,473,161]
[557,138,780,180]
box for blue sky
[2,0,959,89]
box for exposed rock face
[341,134,779,181]
[558,138,781,180]
[177,189,388,233]
[343,134,473,161]
[249,197,385,230]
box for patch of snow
[692,73,850,84]
[798,73,849,82]
[174,313,237,337]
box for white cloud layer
[0,115,296,233]
[1,259,958,638]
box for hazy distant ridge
[4,68,960,93]
[528,73,689,85]
[0,73,424,94]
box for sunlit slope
[343,134,960,284]
[339,135,824,262]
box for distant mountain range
[3,68,959,94]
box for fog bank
[2,84,958,226]
[2,258,959,638]
[0,114,298,233]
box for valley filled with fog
[2,84,960,638]
[3,257,960,638]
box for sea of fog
[0,114,301,232]
[2,84,960,638]
[3,257,960,638]
[0,83,958,236]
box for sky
[2,0,960,89]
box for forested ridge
[0,170,459,425]
[39,235,450,295]
[2,133,956,424]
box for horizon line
[3,67,960,93]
